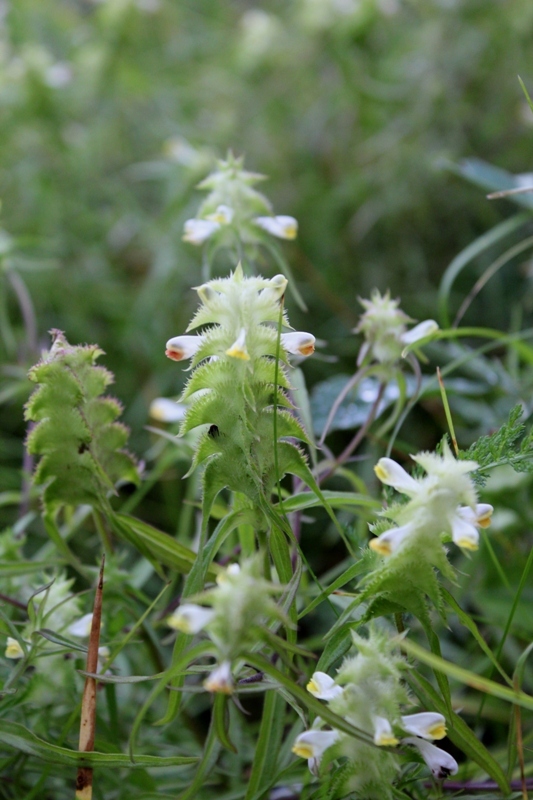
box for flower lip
[306,671,343,700]
[401,712,447,740]
[254,215,298,240]
[450,512,479,551]
[165,335,203,362]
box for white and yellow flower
[306,671,343,700]
[403,737,458,779]
[204,660,234,694]
[167,603,215,634]
[5,637,24,659]
[253,215,298,240]
[401,712,447,740]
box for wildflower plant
[3,149,533,800]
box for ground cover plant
[1,2,533,799]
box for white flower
[369,522,414,556]
[206,205,234,224]
[280,332,316,357]
[401,712,447,740]
[374,458,420,497]
[306,671,343,700]
[149,398,187,423]
[5,637,24,659]
[372,715,399,747]
[215,563,241,585]
[400,320,439,346]
[204,660,234,694]
[449,510,480,551]
[403,737,458,779]
[166,604,215,634]
[182,218,220,245]
[165,335,203,362]
[260,274,288,302]
[68,613,94,638]
[226,328,250,361]
[292,729,340,761]
[253,215,298,240]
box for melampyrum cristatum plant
[165,264,316,533]
[360,441,493,624]
[25,330,139,515]
[294,627,457,800]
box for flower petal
[68,613,94,638]
[400,320,439,345]
[5,637,24,659]
[403,737,458,779]
[401,712,447,740]
[206,205,234,224]
[226,328,250,361]
[374,458,420,496]
[292,729,339,760]
[182,219,220,244]
[306,671,343,700]
[254,215,298,240]
[165,335,203,362]
[204,660,234,694]
[149,398,187,423]
[281,332,316,357]
[369,523,413,556]
[167,604,215,634]
[450,513,479,551]
[373,716,399,747]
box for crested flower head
[355,290,438,367]
[165,266,314,504]
[370,441,492,558]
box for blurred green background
[2,0,533,515]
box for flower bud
[149,398,187,423]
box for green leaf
[111,513,219,582]
[273,490,379,514]
[0,721,197,768]
[244,690,286,800]
[408,672,510,795]
[399,637,533,711]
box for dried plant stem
[75,555,105,800]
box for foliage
[2,3,533,800]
